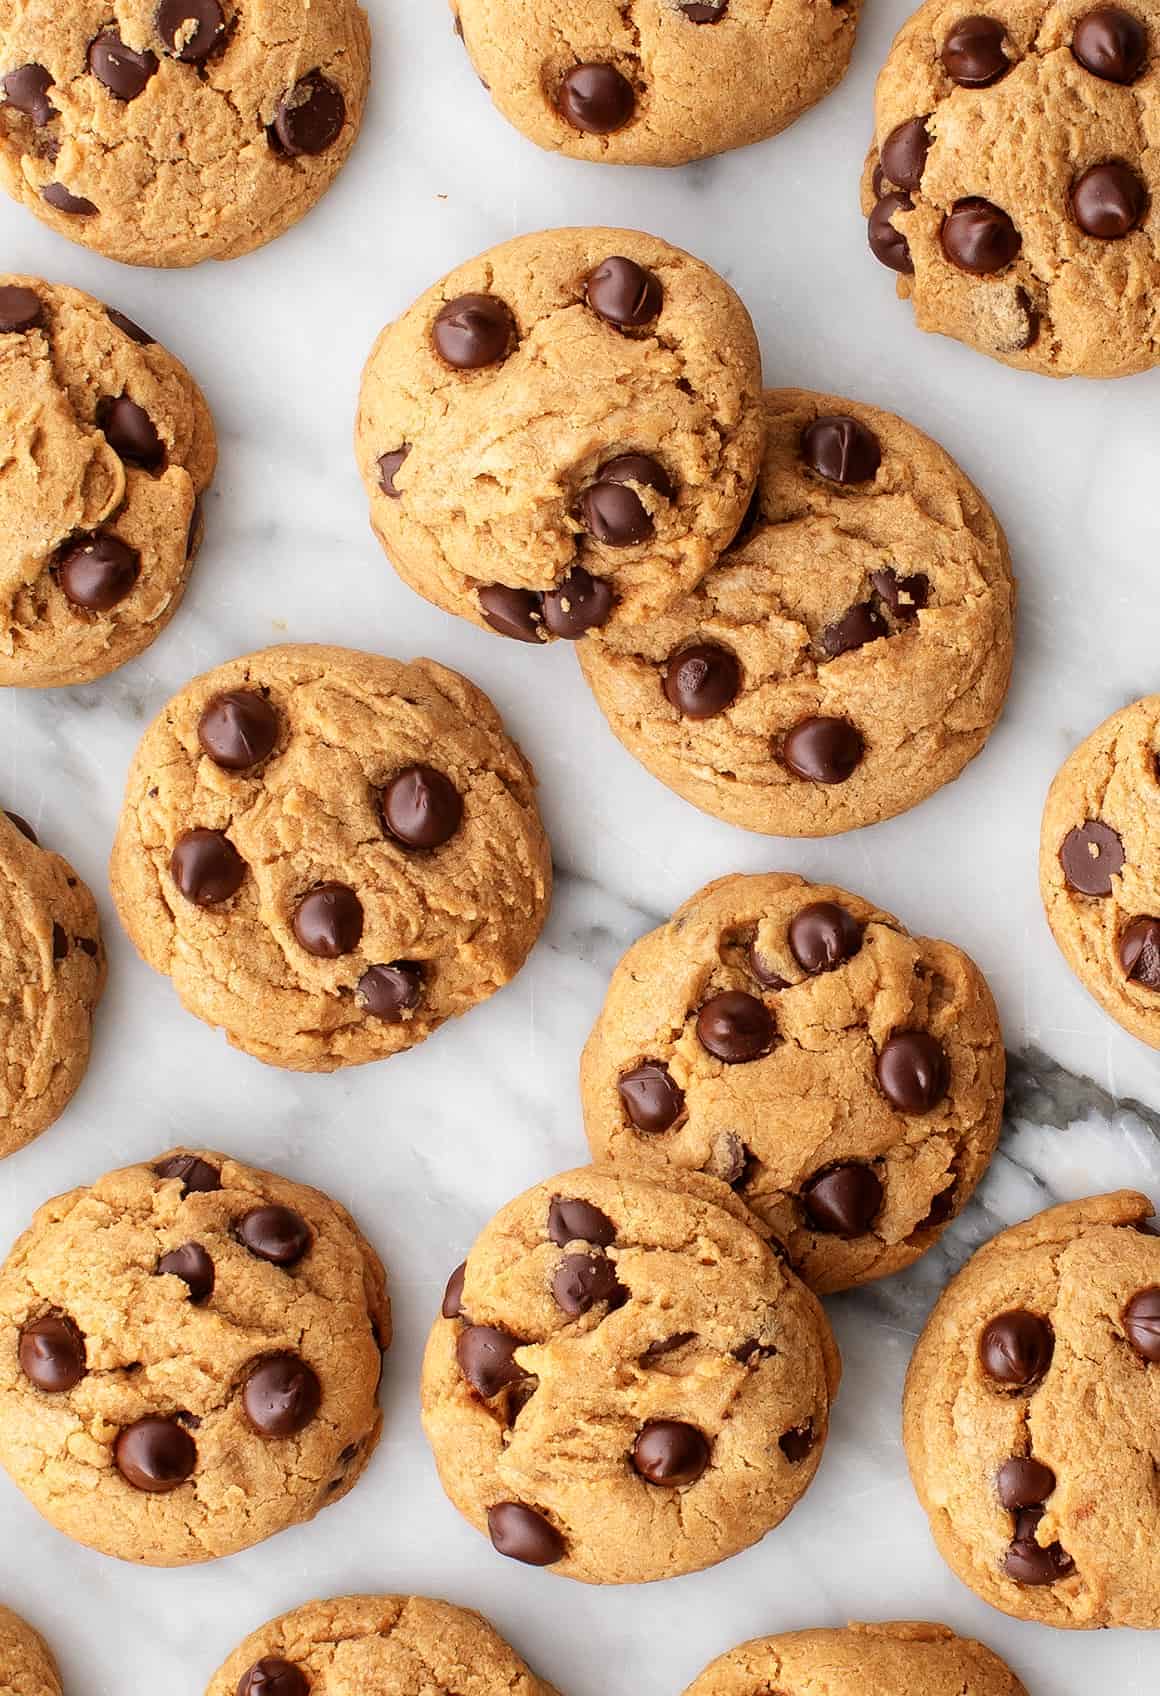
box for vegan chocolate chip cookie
[0,1604,61,1696]
[0,0,370,267]
[355,228,763,644]
[0,1149,388,1566]
[422,1166,839,1582]
[0,276,215,687]
[581,873,1005,1294]
[109,645,551,1070]
[682,1621,1027,1696]
[904,1191,1160,1628]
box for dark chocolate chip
[681,0,728,16]
[358,962,423,1020]
[1072,6,1148,79]
[696,990,776,1063]
[868,192,914,274]
[782,716,864,783]
[271,71,345,155]
[98,395,163,468]
[156,0,226,63]
[876,1031,949,1113]
[802,1163,883,1236]
[1120,917,1160,989]
[997,1456,1056,1508]
[748,943,788,990]
[52,923,68,961]
[487,1501,565,1565]
[941,15,1010,83]
[618,1061,684,1132]
[778,1421,816,1462]
[557,62,635,133]
[432,293,515,369]
[242,1354,322,1436]
[599,452,672,499]
[820,601,888,656]
[0,285,42,333]
[88,31,158,99]
[381,765,463,848]
[920,1182,957,1229]
[1123,1286,1160,1361]
[238,1205,311,1267]
[5,811,37,843]
[872,566,929,621]
[19,1314,86,1391]
[941,198,1021,273]
[441,1261,466,1319]
[42,182,97,215]
[663,643,741,719]
[1059,820,1124,895]
[170,829,246,907]
[788,901,863,974]
[57,533,139,609]
[478,583,545,642]
[548,1197,616,1248]
[107,306,153,344]
[542,567,614,637]
[641,1332,695,1361]
[3,63,54,124]
[157,1243,215,1303]
[236,1659,309,1696]
[198,690,279,771]
[114,1416,197,1491]
[801,415,882,485]
[980,1309,1054,1387]
[1071,161,1148,238]
[880,117,932,190]
[78,936,99,956]
[586,256,662,328]
[457,1325,526,1397]
[377,447,410,497]
[552,1252,622,1316]
[1004,1508,1074,1585]
[631,1419,710,1485]
[292,883,363,957]
[154,1153,221,1193]
[578,478,653,546]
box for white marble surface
[2,0,1160,1689]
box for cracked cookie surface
[0,1147,389,1566]
[863,0,1160,377]
[451,0,861,167]
[682,1621,1027,1696]
[0,0,370,267]
[579,388,1014,836]
[0,1605,61,1696]
[109,644,552,1071]
[905,1191,1160,1627]
[0,276,215,687]
[355,227,764,644]
[581,873,1005,1294]
[421,1165,840,1583]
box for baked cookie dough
[905,1190,1160,1628]
[0,0,370,267]
[579,388,1014,836]
[1041,695,1160,1047]
[207,1595,556,1696]
[863,0,1160,377]
[0,276,216,687]
[581,873,1005,1294]
[0,808,105,1160]
[0,1604,61,1696]
[0,1148,389,1566]
[109,645,551,1070]
[355,228,764,644]
[682,1621,1027,1696]
[451,0,861,167]
[421,1166,840,1583]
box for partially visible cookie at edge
[681,1621,1028,1696]
[0,1603,61,1696]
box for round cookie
[451,0,861,167]
[578,387,1014,835]
[0,1,370,268]
[421,1165,840,1583]
[1040,695,1160,1048]
[904,1190,1160,1628]
[355,228,764,644]
[0,277,216,687]
[0,1148,388,1566]
[581,873,1005,1294]
[207,1595,557,1696]
[0,808,105,1160]
[862,0,1160,378]
[682,1621,1027,1696]
[109,644,551,1071]
[0,1605,61,1696]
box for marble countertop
[2,0,1160,1689]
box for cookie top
[0,0,370,267]
[0,277,215,688]
[0,1605,61,1696]
[578,388,1014,836]
[421,1165,840,1583]
[581,873,1005,1294]
[1040,695,1160,1047]
[863,0,1160,378]
[355,228,764,644]
[0,1148,388,1566]
[904,1190,1160,1628]
[0,809,105,1160]
[109,645,551,1071]
[206,1595,557,1696]
[682,1621,1027,1696]
[451,0,860,167]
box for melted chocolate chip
[782,716,864,783]
[1120,917,1160,989]
[1059,820,1124,895]
[198,690,279,771]
[1071,161,1148,239]
[19,1314,86,1391]
[997,1456,1056,1508]
[98,395,163,468]
[170,829,246,907]
[381,765,463,848]
[941,198,1021,273]
[618,1061,684,1131]
[457,1325,526,1397]
[271,72,345,155]
[238,1205,311,1267]
[242,1354,322,1436]
[292,883,364,957]
[358,962,423,1020]
[0,285,42,333]
[941,15,1010,84]
[548,1197,616,1247]
[478,584,545,641]
[578,478,654,546]
[632,1420,710,1485]
[552,1253,622,1316]
[42,183,97,215]
[88,31,158,99]
[801,415,882,484]
[557,63,635,133]
[433,294,515,369]
[487,1501,565,1564]
[586,257,662,328]
[880,117,932,191]
[107,306,153,344]
[778,1421,816,1462]
[441,1261,466,1319]
[1004,1508,1074,1585]
[868,192,914,274]
[820,601,888,656]
[872,566,929,621]
[377,446,410,497]
[980,1310,1054,1387]
[1123,1286,1160,1361]
[114,1417,197,1491]
[236,1660,309,1696]
[542,567,614,637]
[788,902,863,974]
[157,1242,215,1302]
[3,63,54,124]
[57,533,140,610]
[5,811,37,843]
[663,643,741,719]
[1071,6,1147,80]
[156,0,226,63]
[154,1153,221,1194]
[802,1163,883,1236]
[696,990,776,1063]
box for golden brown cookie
[0,1,370,267]
[682,1621,1027,1696]
[0,276,215,687]
[0,1148,389,1566]
[581,873,1005,1294]
[421,1165,840,1583]
[1040,695,1160,1047]
[863,0,1160,377]
[578,388,1014,836]
[206,1595,557,1696]
[0,1604,61,1696]
[355,228,764,644]
[109,645,552,1071]
[904,1190,1160,1628]
[451,0,861,167]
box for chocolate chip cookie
[0,1,370,267]
[451,0,861,167]
[1041,695,1160,1048]
[109,645,551,1070]
[682,1621,1027,1696]
[0,277,215,687]
[0,1148,388,1566]
[207,1595,557,1696]
[0,1605,61,1696]
[0,808,105,1161]
[421,1165,840,1582]
[579,387,1014,837]
[863,0,1160,377]
[355,228,764,644]
[904,1190,1160,1628]
[581,872,1005,1294]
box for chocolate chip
[941,15,1009,84]
[242,1354,322,1436]
[19,1314,86,1392]
[0,285,42,332]
[871,566,929,621]
[586,256,662,328]
[868,192,914,274]
[377,447,410,497]
[997,1456,1056,1508]
[920,1182,957,1229]
[170,829,246,907]
[1071,161,1148,238]
[442,1262,466,1319]
[5,811,37,843]
[1123,1286,1160,1361]
[154,1153,221,1193]
[941,198,1021,273]
[557,63,635,133]
[236,1659,309,1696]
[578,476,655,545]
[802,1163,883,1236]
[1072,6,1147,78]
[114,1417,197,1491]
[198,690,279,771]
[381,764,463,848]
[663,643,741,719]
[57,533,139,609]
[599,452,672,499]
[880,117,931,191]
[478,584,545,642]
[779,1421,815,1462]
[1059,820,1124,895]
[980,1310,1054,1387]
[3,64,54,123]
[238,1205,311,1267]
[820,601,888,657]
[88,31,158,99]
[292,883,363,956]
[432,293,515,369]
[782,716,864,783]
[618,1061,684,1131]
[548,1197,616,1248]
[641,1332,695,1361]
[876,1031,949,1113]
[271,72,345,155]
[77,936,99,956]
[801,415,882,484]
[696,990,776,1063]
[457,1325,526,1397]
[552,1253,622,1316]
[1004,1508,1074,1585]
[748,943,788,990]
[98,395,163,468]
[42,183,97,215]
[358,962,423,1020]
[1120,917,1160,989]
[788,901,863,974]
[632,1420,710,1486]
[107,306,153,344]
[681,0,727,16]
[52,923,68,961]
[487,1501,565,1565]
[157,1243,215,1303]
[157,0,226,62]
[542,567,614,637]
